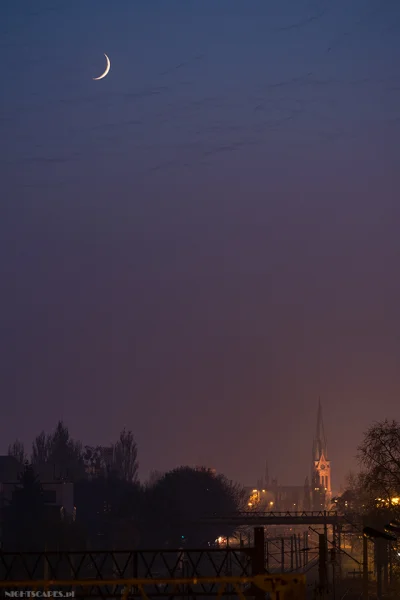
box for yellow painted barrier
[0,574,306,599]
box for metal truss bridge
[203,510,340,526]
[0,529,307,599]
[0,547,253,582]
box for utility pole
[318,533,328,599]
[362,535,368,600]
[383,541,389,592]
[290,535,294,571]
[328,545,337,600]
[252,527,265,600]
[376,539,383,600]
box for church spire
[311,399,332,509]
[313,397,328,462]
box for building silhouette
[246,400,332,511]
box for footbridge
[201,510,341,526]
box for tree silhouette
[113,428,139,483]
[75,474,142,549]
[142,466,246,548]
[31,421,85,482]
[8,439,26,464]
[335,421,400,554]
[3,463,46,550]
[358,419,400,509]
[31,430,51,465]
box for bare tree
[8,439,26,464]
[31,431,51,465]
[225,478,248,512]
[31,422,85,482]
[47,421,85,481]
[358,419,400,507]
[334,471,370,519]
[113,429,139,483]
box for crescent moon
[93,53,111,81]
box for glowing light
[375,497,400,506]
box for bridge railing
[0,548,253,581]
[208,510,338,519]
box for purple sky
[1,0,400,492]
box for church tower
[311,399,332,509]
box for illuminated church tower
[311,399,332,510]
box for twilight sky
[1,0,400,491]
